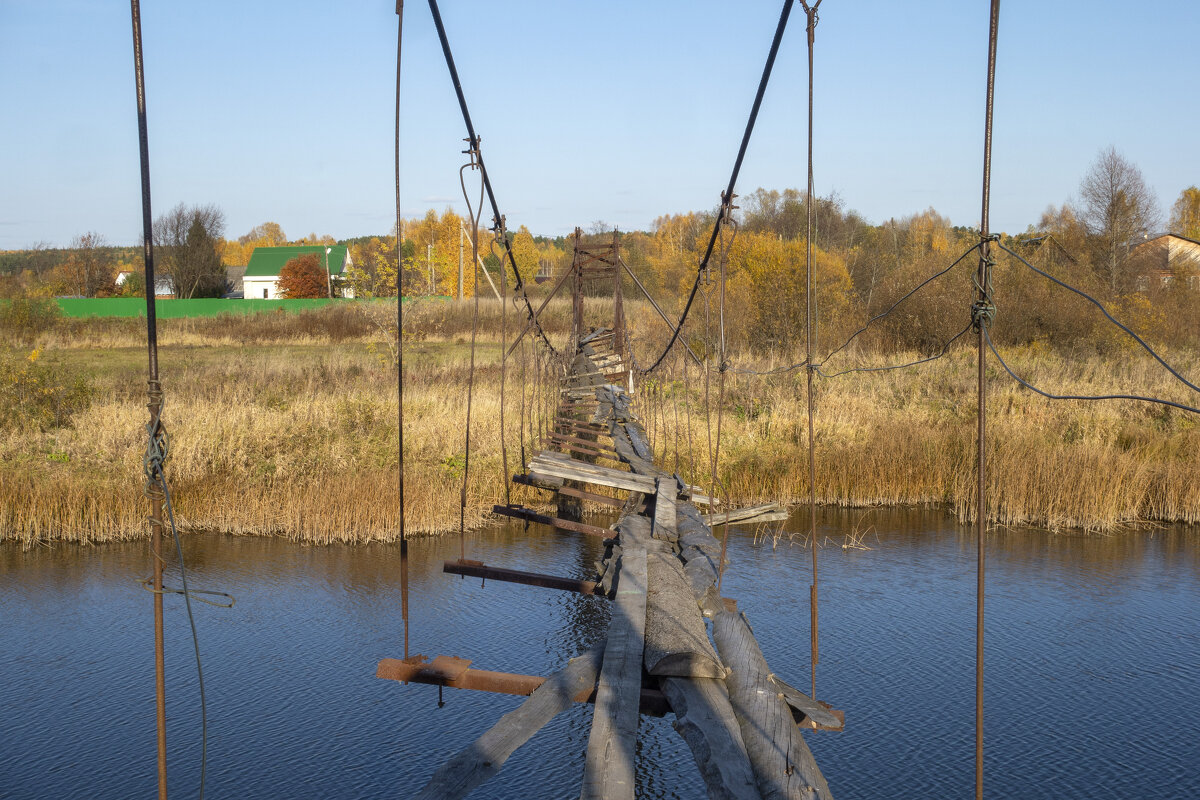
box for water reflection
[1,509,1197,799]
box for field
[2,299,1199,546]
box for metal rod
[128,3,167,796]
[395,0,409,661]
[977,3,1001,799]
[801,0,823,704]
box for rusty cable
[458,143,485,561]
[645,0,796,373]
[714,215,736,595]
[426,0,556,357]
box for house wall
[243,277,280,299]
[1168,237,1200,270]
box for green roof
[244,245,350,277]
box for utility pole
[458,226,464,300]
[427,243,434,294]
[325,246,333,298]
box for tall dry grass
[4,300,1200,545]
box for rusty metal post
[129,2,167,796]
[976,3,1001,799]
[395,0,410,660]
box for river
[2,508,1198,799]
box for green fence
[54,298,338,319]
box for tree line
[3,146,1197,353]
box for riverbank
[3,301,1199,545]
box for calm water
[1,509,1198,799]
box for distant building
[242,245,354,299]
[1131,233,1200,290]
[115,271,175,298]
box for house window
[263,288,268,299]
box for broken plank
[652,477,679,542]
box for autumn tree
[1078,147,1160,294]
[153,203,227,298]
[277,253,328,298]
[1169,186,1200,239]
[238,222,288,247]
[60,232,116,297]
[507,225,541,288]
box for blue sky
[1,0,1197,249]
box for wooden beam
[660,677,760,800]
[644,552,725,679]
[491,504,612,538]
[443,559,601,595]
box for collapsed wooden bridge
[377,233,841,799]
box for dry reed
[4,301,1199,545]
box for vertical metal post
[976,3,1001,799]
[800,0,822,703]
[129,2,167,797]
[571,228,583,348]
[395,0,409,661]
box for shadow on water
[1,507,1197,799]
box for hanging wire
[645,0,796,373]
[984,327,1200,414]
[713,214,736,595]
[458,141,485,560]
[997,242,1200,396]
[721,241,983,378]
[816,321,975,378]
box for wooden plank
[545,438,619,461]
[409,648,604,800]
[705,503,790,527]
[491,504,612,538]
[529,457,656,494]
[652,477,678,542]
[659,676,761,800]
[712,610,834,799]
[644,552,725,679]
[580,527,648,800]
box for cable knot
[971,273,997,330]
[143,383,169,493]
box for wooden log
[410,647,604,800]
[581,524,648,800]
[514,475,625,509]
[660,677,761,800]
[712,610,833,800]
[644,552,724,679]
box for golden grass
[3,300,1199,545]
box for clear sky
[2,0,1197,249]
